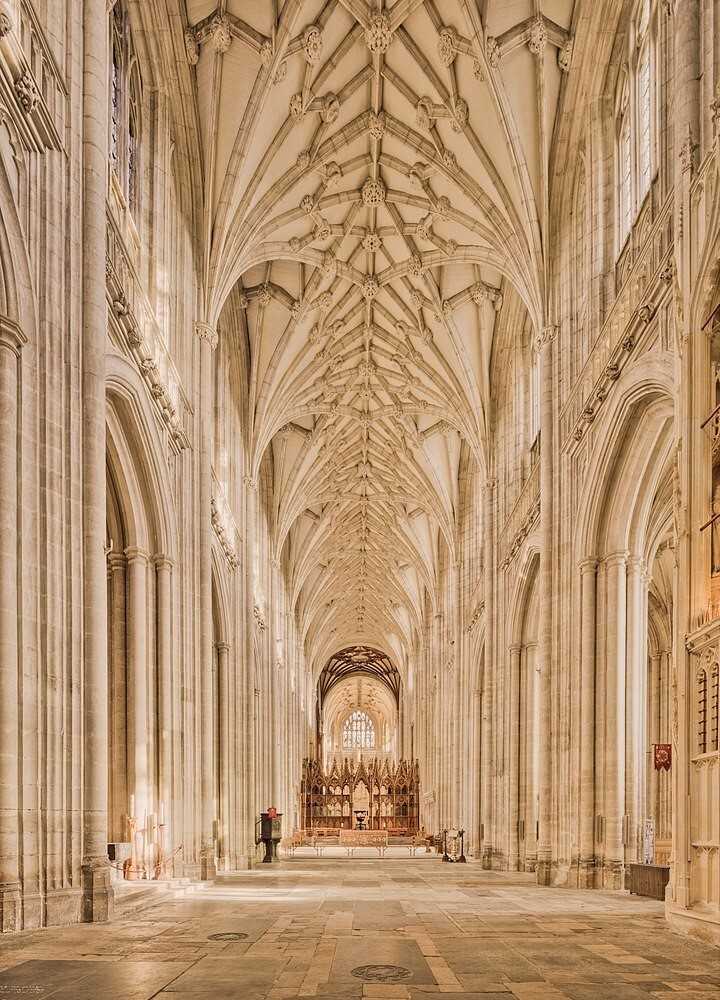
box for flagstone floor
[0,857,718,1000]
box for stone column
[0,320,26,931]
[195,322,218,880]
[126,547,149,857]
[155,557,173,859]
[625,557,647,864]
[240,476,259,867]
[108,553,127,844]
[216,642,230,871]
[648,652,661,832]
[481,478,496,867]
[524,642,539,870]
[536,325,556,886]
[579,558,598,886]
[604,551,628,889]
[669,0,700,919]
[81,0,113,923]
[508,645,522,871]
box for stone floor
[0,857,718,999]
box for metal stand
[442,829,450,862]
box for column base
[81,860,114,923]
[0,883,22,933]
[481,846,493,869]
[578,859,597,889]
[200,849,217,881]
[601,860,625,890]
[536,859,552,886]
[231,854,253,871]
[45,888,82,927]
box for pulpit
[257,809,283,863]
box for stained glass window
[342,710,376,750]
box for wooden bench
[339,829,389,856]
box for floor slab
[0,859,717,999]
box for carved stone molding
[533,325,557,353]
[194,322,218,350]
[0,0,13,37]
[365,10,391,53]
[0,316,27,355]
[14,71,39,115]
[679,125,697,174]
[211,497,239,570]
[209,14,232,54]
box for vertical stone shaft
[536,328,556,885]
[126,549,149,831]
[196,323,217,879]
[672,0,700,915]
[508,645,522,870]
[108,554,127,844]
[81,0,112,922]
[217,641,230,870]
[156,557,173,854]
[0,323,25,931]
[481,477,495,867]
[604,552,627,888]
[579,558,598,884]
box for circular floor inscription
[208,931,248,941]
[351,965,412,983]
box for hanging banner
[653,744,672,771]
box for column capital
[215,641,230,653]
[154,554,174,571]
[627,554,646,575]
[107,551,126,571]
[604,550,629,569]
[124,545,151,565]
[579,557,598,575]
[0,316,27,355]
[194,322,218,350]
[509,644,522,655]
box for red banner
[653,744,672,771]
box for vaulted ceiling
[184,0,576,672]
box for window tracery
[342,710,376,751]
[615,0,658,250]
[572,160,589,372]
[109,2,142,216]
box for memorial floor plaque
[351,964,413,982]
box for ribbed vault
[186,0,575,667]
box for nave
[3,0,720,954]
[0,857,718,999]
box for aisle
[0,858,716,999]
